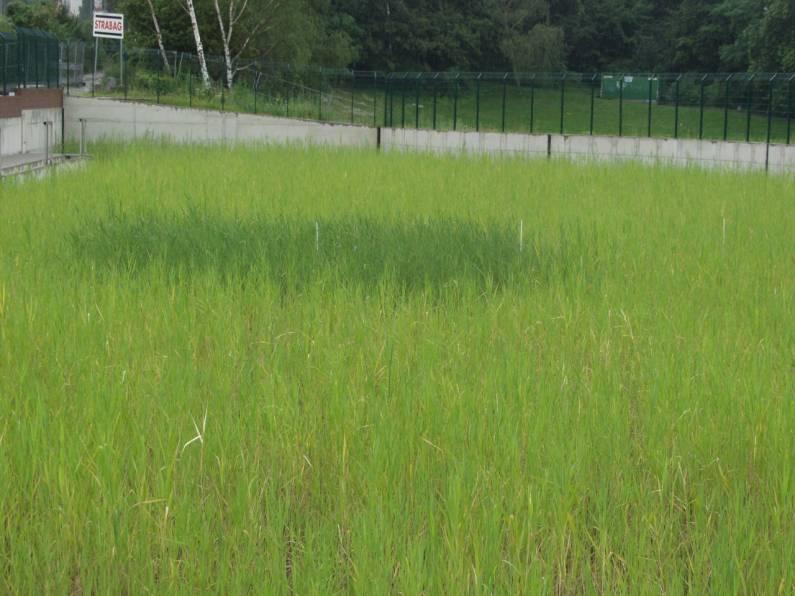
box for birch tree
[144,0,171,73]
[179,0,212,87]
[213,0,274,87]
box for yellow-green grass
[0,144,793,592]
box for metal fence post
[65,41,69,96]
[318,68,323,121]
[432,74,438,130]
[48,42,53,88]
[766,74,775,150]
[698,75,706,140]
[674,75,681,138]
[589,74,597,135]
[746,75,754,142]
[350,70,356,124]
[1,41,6,95]
[788,75,794,145]
[389,80,395,127]
[400,74,406,128]
[372,72,377,127]
[475,74,481,132]
[19,36,24,88]
[723,74,731,140]
[253,73,257,114]
[92,38,98,97]
[559,74,566,134]
[415,73,421,128]
[383,75,389,127]
[44,122,49,165]
[619,74,624,136]
[647,76,653,137]
[501,73,508,133]
[319,69,325,121]
[453,76,459,131]
[79,118,86,155]
[529,75,535,133]
[382,77,387,126]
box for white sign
[93,12,124,39]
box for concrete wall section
[21,109,62,154]
[64,97,378,148]
[382,128,550,158]
[767,144,795,174]
[382,127,794,174]
[551,135,775,171]
[0,118,23,156]
[61,97,793,174]
[0,108,62,157]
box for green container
[601,75,659,102]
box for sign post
[92,12,124,90]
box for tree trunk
[213,0,236,88]
[145,0,171,73]
[185,0,211,88]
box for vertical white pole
[44,122,50,165]
[93,38,99,95]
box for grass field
[0,145,793,592]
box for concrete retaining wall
[0,108,62,157]
[62,97,794,174]
[64,97,377,148]
[550,134,795,174]
[381,128,551,158]
[382,128,795,174]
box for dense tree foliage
[4,0,88,39]
[307,0,794,72]
[4,0,793,72]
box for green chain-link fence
[70,44,795,146]
[0,26,61,93]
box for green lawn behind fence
[88,69,794,144]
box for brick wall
[0,88,64,119]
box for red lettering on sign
[94,15,124,34]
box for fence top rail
[383,71,795,83]
[15,26,59,41]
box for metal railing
[80,45,793,145]
[9,39,791,146]
[0,27,62,93]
